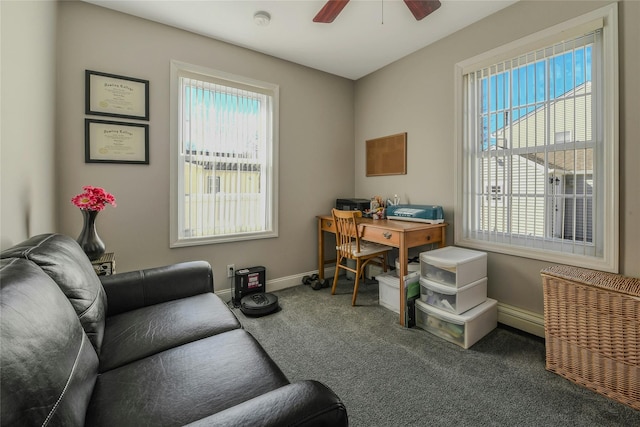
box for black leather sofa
[0,233,348,426]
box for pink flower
[71,186,116,211]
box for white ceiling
[83,0,518,80]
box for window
[554,131,572,144]
[487,181,505,206]
[170,61,279,246]
[206,176,220,195]
[454,4,618,272]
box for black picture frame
[85,119,149,164]
[85,70,149,120]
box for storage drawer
[377,271,420,314]
[361,226,400,246]
[415,298,497,349]
[420,246,487,288]
[394,257,420,276]
[320,218,336,233]
[420,277,487,314]
[405,227,443,247]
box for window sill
[171,230,278,248]
[454,236,618,274]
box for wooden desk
[317,215,447,326]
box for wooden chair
[331,208,392,306]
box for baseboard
[216,267,336,302]
[217,271,546,338]
[497,302,545,338]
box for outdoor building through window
[454,5,618,272]
[170,62,279,246]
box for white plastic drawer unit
[415,298,497,349]
[420,246,487,288]
[378,273,401,314]
[377,271,420,314]
[419,277,487,314]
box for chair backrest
[331,208,362,258]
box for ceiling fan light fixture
[253,11,271,26]
[313,0,441,23]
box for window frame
[453,4,618,272]
[169,60,279,247]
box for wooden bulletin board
[366,132,407,176]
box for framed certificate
[85,119,149,164]
[86,70,149,120]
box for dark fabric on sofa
[0,234,348,426]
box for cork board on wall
[366,132,407,176]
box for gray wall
[54,1,355,289]
[1,0,58,248]
[354,0,640,320]
[1,1,637,333]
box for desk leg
[317,218,325,280]
[398,235,408,327]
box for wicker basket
[541,265,640,410]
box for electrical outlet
[227,264,235,278]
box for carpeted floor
[231,278,640,427]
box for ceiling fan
[313,0,441,23]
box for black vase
[77,209,106,261]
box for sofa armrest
[184,380,348,427]
[100,260,214,316]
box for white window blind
[455,5,618,272]
[170,63,278,246]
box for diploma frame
[85,119,149,164]
[86,70,149,120]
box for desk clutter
[91,252,115,276]
[317,211,448,326]
[375,257,420,314]
[335,197,444,223]
[387,246,497,349]
[385,205,444,224]
[377,271,420,315]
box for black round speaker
[240,292,279,317]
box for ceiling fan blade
[403,0,441,21]
[313,0,350,23]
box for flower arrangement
[71,186,116,211]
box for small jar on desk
[91,252,116,276]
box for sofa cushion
[101,260,216,316]
[183,380,349,427]
[0,233,108,354]
[0,258,99,426]
[86,328,290,426]
[99,292,241,372]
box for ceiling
[83,0,518,80]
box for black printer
[335,198,370,212]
